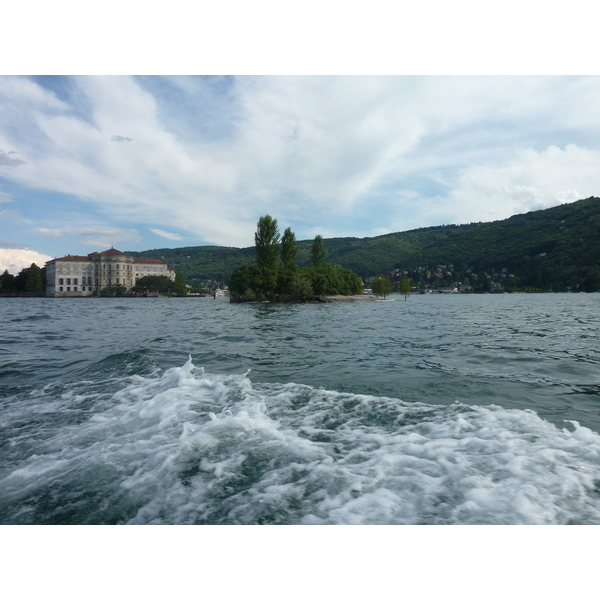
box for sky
[2,75,600,272]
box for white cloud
[0,150,25,167]
[0,191,14,203]
[0,248,53,274]
[2,76,600,247]
[29,225,141,247]
[149,228,183,241]
[438,144,600,224]
[29,227,66,237]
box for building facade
[45,248,176,297]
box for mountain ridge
[128,196,600,291]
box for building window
[67,287,71,291]
[74,286,78,291]
[73,278,78,285]
[67,278,71,285]
[59,287,63,291]
[59,278,64,285]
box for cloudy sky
[1,75,599,268]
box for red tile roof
[98,248,128,256]
[55,255,92,261]
[134,257,167,264]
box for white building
[45,248,176,297]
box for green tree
[0,269,16,292]
[280,227,298,271]
[228,264,277,301]
[255,215,280,272]
[475,272,491,292]
[531,269,543,289]
[132,275,174,295]
[228,265,258,301]
[172,271,188,296]
[372,275,392,299]
[584,270,600,292]
[14,267,29,292]
[289,273,314,301]
[103,284,126,296]
[311,234,326,268]
[399,277,411,300]
[25,263,44,292]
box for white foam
[3,357,600,524]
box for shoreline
[321,295,378,302]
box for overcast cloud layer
[1,75,599,261]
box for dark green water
[1,293,600,524]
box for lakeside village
[1,247,550,299]
[0,251,546,299]
[0,215,556,299]
[384,265,512,294]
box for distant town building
[45,248,175,297]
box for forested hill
[128,196,600,291]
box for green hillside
[128,196,600,292]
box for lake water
[1,293,600,524]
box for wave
[2,357,600,524]
[9,314,52,323]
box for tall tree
[311,234,326,268]
[25,263,44,292]
[14,267,29,292]
[0,269,16,292]
[399,277,411,301]
[255,215,280,272]
[280,227,298,271]
[372,275,392,299]
[172,271,188,296]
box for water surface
[1,293,599,524]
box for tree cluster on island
[0,263,45,295]
[228,216,363,302]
